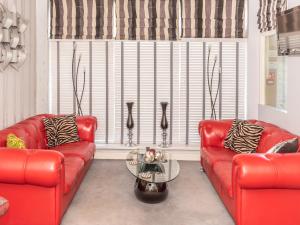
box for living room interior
[0,0,300,225]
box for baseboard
[95,149,200,161]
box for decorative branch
[206,46,221,120]
[212,68,222,119]
[71,44,86,116]
[79,68,86,114]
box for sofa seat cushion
[213,161,233,198]
[52,141,95,163]
[201,146,236,169]
[64,156,84,194]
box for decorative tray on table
[127,147,168,178]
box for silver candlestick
[127,129,135,147]
[160,129,168,148]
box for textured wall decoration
[0,3,27,71]
[181,0,247,38]
[50,0,248,40]
[257,0,287,33]
[115,0,179,40]
[49,0,114,39]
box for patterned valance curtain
[116,0,179,40]
[50,0,114,39]
[181,0,247,38]
[257,0,287,33]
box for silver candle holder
[127,129,136,147]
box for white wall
[246,1,260,119]
[0,0,37,129]
[252,0,300,135]
[258,54,300,135]
[35,0,49,114]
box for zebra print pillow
[224,119,239,149]
[225,120,264,153]
[43,115,80,148]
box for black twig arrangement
[206,46,221,120]
[72,44,86,116]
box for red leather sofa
[0,114,97,225]
[199,120,300,225]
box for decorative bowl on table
[143,147,166,164]
[138,147,166,175]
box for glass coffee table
[126,149,180,203]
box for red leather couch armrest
[233,153,300,190]
[76,116,97,143]
[0,149,64,187]
[199,120,233,148]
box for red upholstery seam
[23,150,30,184]
[269,155,279,188]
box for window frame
[49,39,247,147]
[259,31,288,112]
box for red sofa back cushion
[0,115,50,149]
[199,119,300,153]
[254,121,299,153]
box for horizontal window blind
[49,40,247,145]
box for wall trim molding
[95,149,200,161]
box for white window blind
[49,40,247,145]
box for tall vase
[126,102,135,147]
[160,102,168,148]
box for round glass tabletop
[126,149,180,183]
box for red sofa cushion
[252,121,298,153]
[0,128,28,148]
[53,141,95,163]
[201,146,236,169]
[76,116,98,143]
[213,161,233,198]
[0,116,49,150]
[22,115,49,149]
[64,156,85,194]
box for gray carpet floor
[61,160,234,225]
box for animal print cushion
[224,120,264,154]
[43,115,80,148]
[224,119,239,149]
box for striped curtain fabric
[181,0,247,38]
[257,0,287,33]
[50,0,114,39]
[116,0,179,40]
